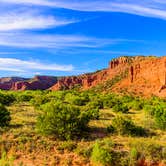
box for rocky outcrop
[50,56,131,91]
[50,56,166,97]
[0,76,58,90]
[50,69,109,91]
[111,56,166,97]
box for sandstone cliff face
[113,56,166,97]
[0,76,58,91]
[50,56,131,91]
[50,56,166,97]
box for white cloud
[0,58,74,72]
[2,0,166,20]
[109,3,166,20]
[1,0,56,7]
[0,67,25,72]
[0,32,136,49]
[0,10,76,31]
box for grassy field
[0,100,165,166]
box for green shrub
[102,94,118,109]
[144,104,166,130]
[154,106,166,130]
[91,139,114,166]
[110,115,145,136]
[87,100,103,109]
[0,93,15,106]
[72,96,88,106]
[112,103,129,113]
[129,100,144,111]
[129,148,139,166]
[57,141,77,152]
[82,106,100,120]
[107,125,115,133]
[16,93,33,102]
[129,140,165,162]
[36,102,90,140]
[30,95,50,108]
[0,104,11,127]
[75,144,92,158]
[64,93,89,106]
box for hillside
[0,76,58,90]
[1,56,166,97]
[50,56,166,97]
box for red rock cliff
[2,56,166,97]
[50,56,131,91]
[51,56,166,97]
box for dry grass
[0,103,165,165]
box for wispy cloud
[0,9,76,31]
[0,32,139,49]
[0,58,74,72]
[0,52,23,55]
[3,0,166,20]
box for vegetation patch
[0,104,11,127]
[36,102,91,140]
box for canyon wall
[50,56,166,97]
[1,56,166,97]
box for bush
[75,144,92,158]
[112,103,129,113]
[154,106,166,130]
[82,105,100,120]
[0,93,15,106]
[102,94,118,109]
[64,93,89,106]
[129,148,139,166]
[0,104,11,127]
[110,115,145,136]
[30,95,50,108]
[36,102,91,140]
[91,139,115,166]
[129,100,144,111]
[16,93,33,102]
[57,141,77,152]
[107,125,115,133]
[87,100,103,109]
[144,104,166,130]
[129,140,166,162]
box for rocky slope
[0,76,58,90]
[50,56,135,90]
[50,56,166,97]
[0,77,28,90]
[1,56,166,97]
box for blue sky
[1,0,166,77]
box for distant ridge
[0,76,58,90]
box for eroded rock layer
[50,56,166,97]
